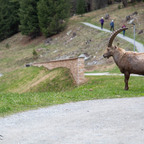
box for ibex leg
[124,72,130,90]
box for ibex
[103,28,144,90]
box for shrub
[33,49,38,59]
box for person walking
[99,17,104,29]
[122,24,126,36]
[110,20,114,31]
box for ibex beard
[103,28,144,90]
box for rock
[126,15,131,21]
[105,14,109,19]
[72,32,76,38]
[36,48,44,52]
[59,19,65,24]
[86,39,91,44]
[138,30,143,34]
[25,63,32,67]
[45,38,52,44]
[67,30,72,35]
[131,11,138,16]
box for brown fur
[103,46,144,90]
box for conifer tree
[37,0,70,37]
[76,0,86,15]
[0,0,19,41]
[19,0,40,37]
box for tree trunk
[122,0,128,7]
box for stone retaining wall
[32,57,85,85]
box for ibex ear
[114,46,118,49]
[117,43,119,46]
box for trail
[82,22,144,52]
[84,72,142,76]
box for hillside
[0,3,143,74]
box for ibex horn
[108,27,128,47]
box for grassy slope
[1,73,144,116]
[0,67,75,93]
[0,3,144,116]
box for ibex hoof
[125,87,129,90]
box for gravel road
[0,97,144,144]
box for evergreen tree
[37,0,70,37]
[70,0,77,14]
[76,0,86,15]
[0,0,19,41]
[19,0,40,37]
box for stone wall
[32,57,85,85]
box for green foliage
[118,4,121,9]
[37,0,70,37]
[76,0,86,15]
[5,43,10,49]
[0,0,19,41]
[33,49,38,59]
[19,0,40,37]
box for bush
[33,49,38,59]
[5,43,10,49]
[118,4,121,9]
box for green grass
[0,67,75,93]
[0,66,48,93]
[1,72,144,116]
[29,68,75,92]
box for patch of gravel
[0,97,144,144]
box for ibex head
[103,27,128,59]
[103,46,118,58]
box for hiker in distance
[122,24,126,36]
[110,20,114,31]
[99,17,104,29]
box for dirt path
[0,97,144,144]
[82,22,144,52]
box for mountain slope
[0,2,143,73]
